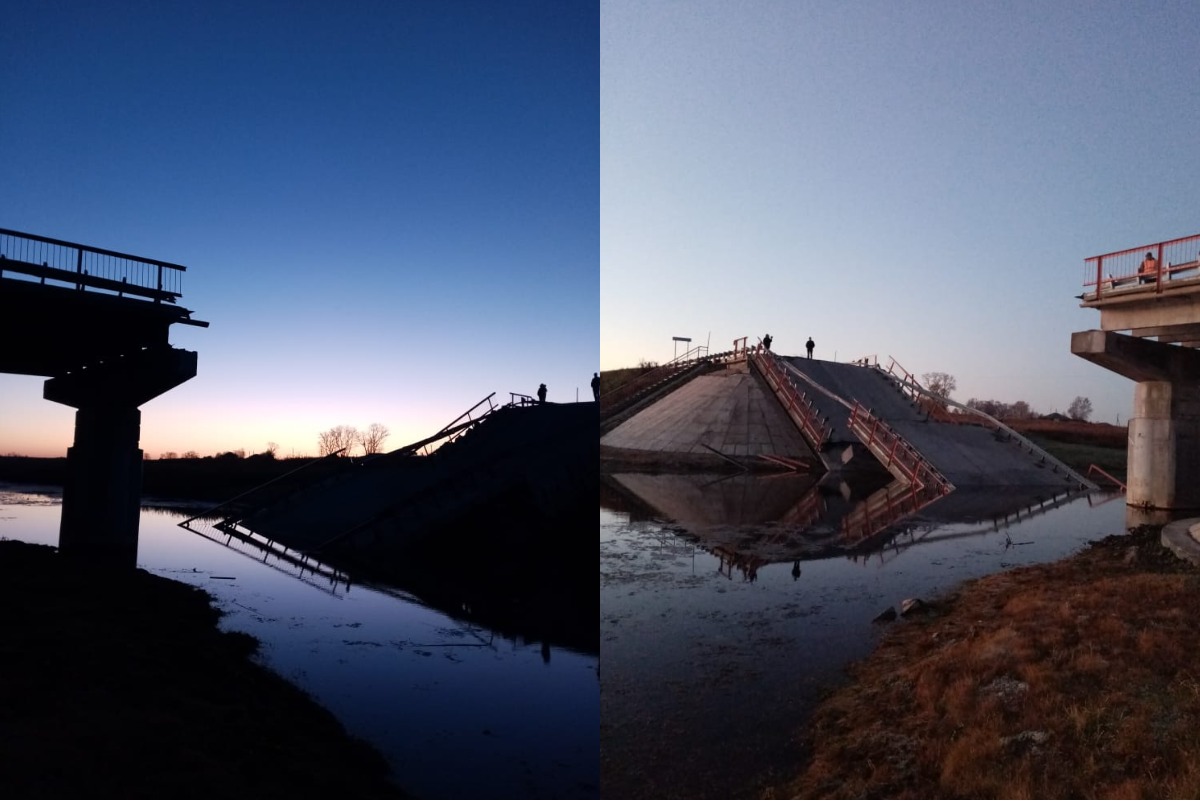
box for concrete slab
[782,358,1080,488]
[1162,518,1200,565]
[600,363,815,461]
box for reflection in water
[2,489,598,799]
[599,474,1130,799]
[604,471,1091,565]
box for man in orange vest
[1139,251,1159,284]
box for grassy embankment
[776,421,1200,798]
[782,525,1200,799]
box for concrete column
[1127,380,1200,509]
[1073,330,1200,511]
[57,405,144,569]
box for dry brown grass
[1006,418,1127,449]
[786,525,1200,799]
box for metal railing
[1087,463,1126,492]
[600,346,711,414]
[749,349,831,449]
[1083,232,1200,300]
[847,402,954,495]
[0,227,186,303]
[417,392,498,455]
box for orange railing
[1087,463,1126,492]
[749,350,831,449]
[847,402,954,496]
[1084,232,1200,300]
[840,480,946,547]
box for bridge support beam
[1072,330,1200,510]
[45,347,198,568]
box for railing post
[75,246,84,291]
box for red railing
[847,402,954,495]
[840,480,945,547]
[749,350,831,449]
[1087,463,1126,492]
[1083,232,1200,300]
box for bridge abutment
[1073,329,1200,510]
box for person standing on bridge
[1139,252,1159,284]
[806,337,815,359]
[591,372,600,400]
[537,383,547,404]
[762,334,772,351]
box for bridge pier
[57,406,145,568]
[45,346,199,568]
[1072,330,1200,510]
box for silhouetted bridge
[0,227,207,565]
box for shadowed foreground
[0,539,402,798]
[785,524,1200,799]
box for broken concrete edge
[1161,518,1200,566]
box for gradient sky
[1,0,597,458]
[602,0,1200,425]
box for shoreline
[0,538,404,797]
[783,522,1200,798]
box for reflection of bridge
[0,228,207,566]
[1074,231,1200,510]
[603,471,1091,567]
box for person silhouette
[762,334,772,351]
[537,383,547,403]
[806,337,815,358]
[591,372,599,401]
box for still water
[600,473,1131,799]
[0,486,598,799]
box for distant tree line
[965,395,1093,422]
[317,423,390,457]
[921,371,1093,422]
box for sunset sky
[1,1,597,458]
[602,0,1200,425]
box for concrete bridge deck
[781,358,1081,488]
[603,351,1083,492]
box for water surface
[600,473,1129,798]
[0,486,598,799]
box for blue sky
[1,0,598,458]
[601,0,1200,425]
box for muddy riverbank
[0,538,402,797]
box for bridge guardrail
[600,345,711,417]
[847,401,954,496]
[881,370,1097,490]
[0,227,185,303]
[1083,232,1200,300]
[749,350,831,449]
